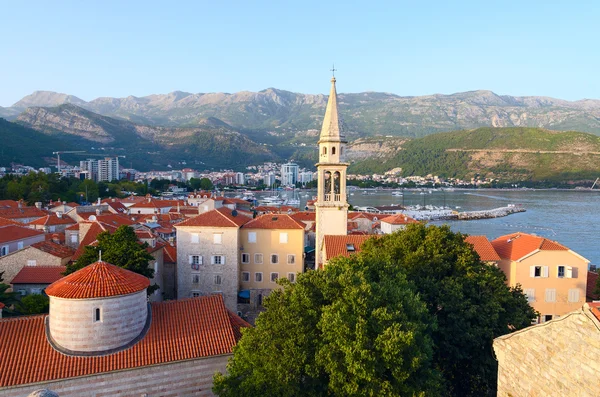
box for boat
[392,191,403,197]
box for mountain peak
[13,91,87,109]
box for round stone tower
[45,260,150,356]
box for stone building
[0,260,248,396]
[10,265,66,296]
[27,213,76,233]
[238,214,305,311]
[315,76,349,266]
[379,213,419,234]
[175,207,250,311]
[0,238,67,287]
[493,303,600,396]
[491,232,589,323]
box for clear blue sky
[1,0,598,106]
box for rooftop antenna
[330,64,337,78]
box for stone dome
[45,261,150,356]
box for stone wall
[1,354,230,397]
[493,305,600,397]
[0,248,64,290]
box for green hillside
[350,127,600,182]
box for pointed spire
[319,76,345,143]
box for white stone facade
[48,291,148,353]
[177,226,240,312]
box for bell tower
[315,74,348,267]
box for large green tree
[214,245,442,396]
[358,224,536,396]
[0,272,20,315]
[18,294,50,315]
[64,225,158,294]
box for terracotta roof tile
[0,216,21,226]
[465,236,501,262]
[72,222,116,260]
[291,212,316,222]
[323,235,376,261]
[243,214,304,230]
[380,214,419,225]
[91,213,135,227]
[45,261,150,299]
[176,207,250,228]
[163,244,177,263]
[0,295,248,388]
[30,241,75,259]
[491,232,569,261]
[0,200,19,209]
[11,266,67,284]
[0,225,44,244]
[349,212,380,221]
[587,272,599,301]
[28,214,76,227]
[0,207,47,220]
[65,223,80,231]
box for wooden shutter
[529,266,535,277]
[221,255,226,265]
[566,266,573,278]
[189,255,193,265]
[211,256,215,265]
[542,266,549,278]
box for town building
[491,232,589,322]
[0,260,248,396]
[80,157,120,182]
[280,162,299,186]
[464,235,501,265]
[493,303,600,396]
[10,265,66,296]
[379,214,419,234]
[315,75,349,266]
[0,226,45,259]
[238,214,304,311]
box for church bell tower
[315,74,348,266]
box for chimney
[97,198,101,205]
[96,209,101,216]
[18,200,23,208]
[35,202,42,209]
[52,234,60,244]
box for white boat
[392,191,403,197]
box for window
[568,289,580,303]
[530,266,548,278]
[287,254,295,265]
[271,254,279,264]
[558,266,565,278]
[94,308,101,323]
[543,315,553,323]
[248,232,257,243]
[189,255,202,270]
[214,275,222,285]
[545,289,556,303]
[323,147,327,155]
[271,272,279,282]
[192,275,200,284]
[70,234,78,244]
[211,255,225,265]
[241,253,250,264]
[254,253,263,264]
[288,272,296,283]
[332,147,336,155]
[279,233,288,244]
[241,271,250,282]
[17,242,24,250]
[346,244,355,252]
[1,246,8,256]
[192,291,201,298]
[49,226,56,233]
[213,233,222,244]
[255,272,263,282]
[524,288,535,303]
[31,288,42,295]
[17,289,26,296]
[191,233,199,244]
[27,260,37,267]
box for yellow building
[239,214,305,308]
[491,232,590,323]
[315,75,349,266]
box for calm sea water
[277,189,600,267]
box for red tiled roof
[31,241,75,259]
[0,295,248,388]
[0,225,44,244]
[163,244,177,263]
[291,211,316,222]
[587,272,599,301]
[129,198,183,209]
[349,212,380,221]
[11,266,66,284]
[254,205,280,213]
[176,207,250,228]
[72,222,117,260]
[243,214,304,230]
[0,216,21,226]
[323,235,375,261]
[45,261,150,299]
[491,232,569,261]
[106,201,128,213]
[347,221,359,231]
[380,214,419,225]
[222,197,252,206]
[0,207,47,220]
[589,302,600,321]
[91,213,135,227]
[28,214,76,227]
[65,223,80,231]
[465,236,501,262]
[0,200,19,209]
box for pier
[401,205,525,221]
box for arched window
[324,171,332,199]
[333,171,341,195]
[323,147,327,155]
[332,147,336,155]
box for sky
[1,0,599,106]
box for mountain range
[3,89,600,140]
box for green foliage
[359,225,537,396]
[0,272,20,314]
[65,226,158,295]
[18,294,49,315]
[189,177,213,191]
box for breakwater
[402,205,525,221]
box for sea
[275,189,600,267]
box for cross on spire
[331,64,337,77]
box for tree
[213,249,442,396]
[18,294,49,315]
[358,224,536,396]
[0,272,20,315]
[64,226,159,294]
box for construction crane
[52,151,86,173]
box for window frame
[214,274,222,285]
[248,232,257,243]
[288,272,296,283]
[213,233,223,245]
[241,271,250,282]
[270,272,279,283]
[241,253,250,264]
[191,233,200,244]
[279,232,288,244]
[270,254,279,264]
[93,307,102,323]
[254,253,263,264]
[558,265,565,278]
[287,254,295,265]
[255,272,263,282]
